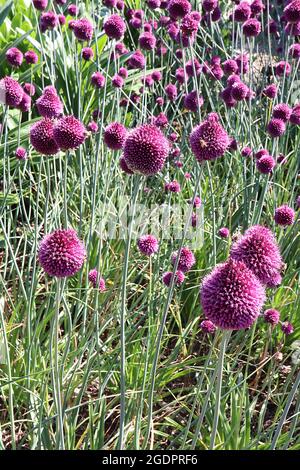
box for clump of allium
[15,147,27,160]
[281,321,294,335]
[190,113,230,163]
[274,205,295,227]
[104,14,126,40]
[72,18,94,41]
[171,246,195,273]
[272,103,292,122]
[53,116,86,151]
[39,229,86,278]
[264,309,280,325]
[91,71,105,88]
[201,259,266,330]
[30,119,60,155]
[167,0,191,19]
[88,269,106,292]
[137,234,159,256]
[256,154,276,174]
[0,76,24,107]
[123,124,169,175]
[184,90,204,112]
[104,122,127,150]
[263,84,277,99]
[6,47,23,67]
[230,225,283,287]
[267,118,286,138]
[200,319,216,334]
[36,86,63,119]
[284,0,300,23]
[24,50,38,64]
[218,227,230,238]
[162,270,185,287]
[242,18,261,37]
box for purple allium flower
[147,0,161,8]
[267,118,286,138]
[250,0,264,16]
[256,154,276,174]
[263,84,277,99]
[165,180,181,193]
[24,50,38,64]
[243,18,261,37]
[104,122,127,150]
[233,2,252,22]
[201,259,265,330]
[91,71,105,88]
[87,121,98,133]
[152,70,162,82]
[185,58,201,77]
[168,0,191,19]
[153,112,168,128]
[82,47,94,60]
[67,4,78,16]
[115,42,128,56]
[190,113,230,163]
[181,12,200,36]
[231,81,249,101]
[88,269,106,292]
[104,14,126,40]
[23,83,36,96]
[202,0,218,12]
[137,234,159,256]
[208,64,224,80]
[221,87,237,108]
[53,116,86,151]
[119,156,134,174]
[33,0,47,10]
[285,21,300,36]
[284,0,300,23]
[184,90,204,112]
[254,149,269,160]
[39,229,86,278]
[274,205,295,226]
[36,86,63,119]
[223,59,239,75]
[72,18,94,41]
[15,147,27,160]
[40,11,58,32]
[230,225,283,288]
[273,104,292,122]
[275,61,292,77]
[112,74,124,88]
[0,77,24,107]
[264,309,280,325]
[290,104,300,125]
[241,146,252,157]
[171,246,195,273]
[175,67,185,85]
[218,227,230,238]
[30,119,60,155]
[227,74,241,87]
[189,196,201,208]
[6,47,23,67]
[119,67,128,79]
[58,14,66,25]
[128,50,146,69]
[200,319,216,334]
[18,92,31,113]
[162,270,185,286]
[165,83,177,101]
[139,31,157,50]
[289,43,300,59]
[123,124,169,175]
[103,0,117,7]
[281,321,294,335]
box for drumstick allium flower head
[190,113,230,162]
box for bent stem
[210,330,231,450]
[50,278,65,450]
[118,175,142,450]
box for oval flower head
[230,225,283,287]
[190,113,230,162]
[123,124,169,175]
[201,259,266,330]
[38,228,86,277]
